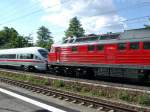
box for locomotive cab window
[55,48,60,53]
[130,42,139,50]
[88,45,95,51]
[143,42,150,49]
[118,43,126,50]
[97,44,104,51]
[72,46,77,52]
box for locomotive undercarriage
[49,64,150,81]
[49,65,94,79]
[94,67,148,81]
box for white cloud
[33,0,126,40]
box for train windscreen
[38,49,48,58]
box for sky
[0,0,150,43]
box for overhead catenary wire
[0,0,20,14]
[0,1,41,22]
[0,0,72,26]
[0,0,150,26]
[0,0,150,35]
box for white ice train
[0,47,48,71]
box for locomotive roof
[0,47,46,54]
[53,28,150,47]
[119,28,150,39]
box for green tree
[24,34,34,47]
[65,17,85,38]
[145,24,150,29]
[10,35,32,48]
[0,27,18,46]
[0,27,32,49]
[36,26,53,49]
[144,19,150,29]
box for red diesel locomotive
[48,28,150,80]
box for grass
[118,91,133,102]
[52,80,65,88]
[0,71,50,85]
[0,71,150,106]
[138,94,150,106]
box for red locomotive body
[48,28,150,79]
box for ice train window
[0,55,4,58]
[35,55,41,60]
[20,54,34,59]
[0,54,16,59]
[8,54,16,59]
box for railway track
[0,67,150,92]
[0,76,149,112]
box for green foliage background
[36,26,53,49]
[65,17,85,38]
[0,27,33,49]
[0,26,54,50]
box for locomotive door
[106,44,116,63]
[56,47,60,62]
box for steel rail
[0,76,149,112]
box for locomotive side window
[97,45,104,51]
[118,43,126,50]
[72,46,77,52]
[143,42,150,49]
[130,42,139,50]
[88,45,94,51]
